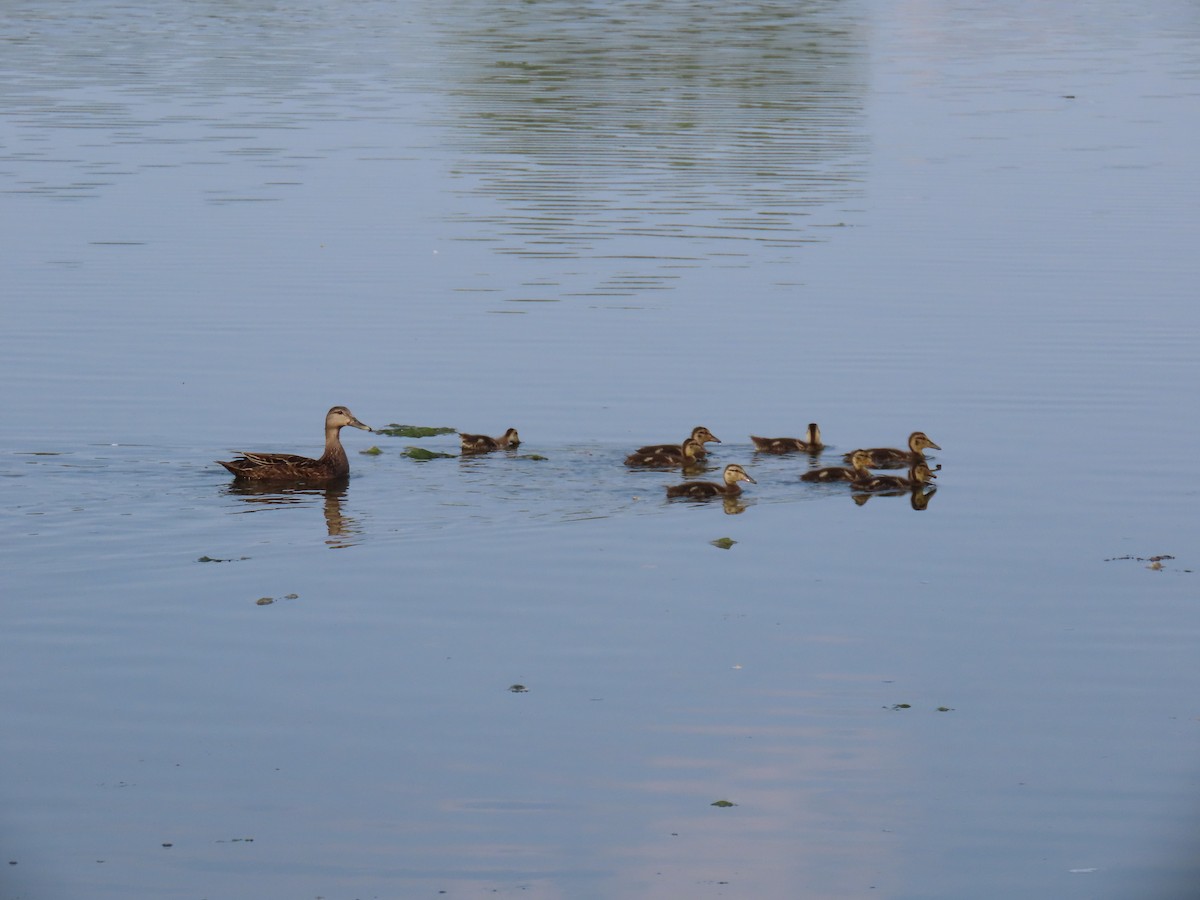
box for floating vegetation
[359,445,383,455]
[711,537,736,550]
[711,800,737,808]
[375,424,456,438]
[937,707,953,712]
[403,447,456,461]
[1104,554,1190,572]
[520,454,548,461]
[197,555,249,563]
[255,593,298,606]
[508,684,528,693]
[890,703,912,710]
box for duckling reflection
[851,484,937,510]
[844,431,940,470]
[750,423,823,454]
[224,483,362,544]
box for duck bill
[349,418,372,432]
[927,440,942,451]
[743,473,757,484]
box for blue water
[3,2,1200,898]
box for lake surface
[3,2,1200,898]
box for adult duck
[667,463,756,499]
[844,431,940,469]
[801,449,873,482]
[217,406,372,484]
[750,423,823,454]
[460,428,521,454]
[637,426,720,458]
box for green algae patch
[711,537,736,550]
[375,424,456,438]
[359,445,384,455]
[403,447,456,461]
[711,800,737,808]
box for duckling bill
[667,463,756,499]
[217,406,372,484]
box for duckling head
[849,449,873,469]
[910,431,941,452]
[724,463,756,485]
[693,426,721,444]
[806,423,822,445]
[500,428,521,447]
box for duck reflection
[225,481,362,546]
[850,462,940,511]
[852,485,937,511]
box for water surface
[3,2,1200,899]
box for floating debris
[197,555,249,563]
[375,424,456,438]
[508,684,528,693]
[520,454,549,461]
[711,800,737,808]
[403,447,456,461]
[1104,554,1174,563]
[890,703,912,710]
[255,597,274,606]
[711,537,736,550]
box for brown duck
[750,423,823,453]
[844,431,940,468]
[460,428,521,454]
[637,426,720,458]
[801,449,873,483]
[626,437,706,468]
[667,463,756,499]
[218,406,372,484]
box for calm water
[3,2,1200,898]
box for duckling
[667,463,756,499]
[218,406,372,484]
[637,426,720,457]
[851,460,938,493]
[844,431,940,469]
[626,437,705,468]
[801,449,873,483]
[459,428,521,454]
[750,423,823,454]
